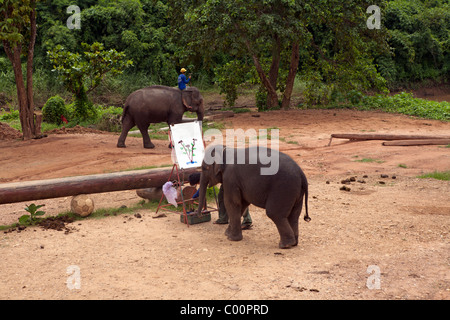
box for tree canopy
[1,0,449,113]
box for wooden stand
[155,124,218,226]
[154,164,218,226]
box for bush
[0,108,19,121]
[42,95,68,124]
[256,85,268,112]
[358,92,450,121]
[96,106,123,132]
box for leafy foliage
[18,203,46,225]
[357,92,450,121]
[95,106,123,132]
[214,60,253,107]
[0,0,36,47]
[47,42,132,121]
[0,108,19,120]
[1,0,449,118]
[42,95,68,124]
[176,0,391,108]
[378,0,450,85]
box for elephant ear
[213,162,223,180]
[188,88,202,106]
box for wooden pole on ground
[328,133,450,146]
[0,167,200,205]
[382,139,450,146]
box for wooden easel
[155,123,218,226]
[155,162,190,224]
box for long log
[331,133,450,140]
[0,167,200,205]
[382,139,450,146]
[328,133,450,146]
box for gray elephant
[117,85,204,149]
[196,145,310,249]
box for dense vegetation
[1,0,449,136]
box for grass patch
[417,170,450,181]
[279,137,299,145]
[129,132,169,140]
[0,186,220,231]
[318,91,449,121]
[0,199,160,231]
[354,157,385,164]
[223,107,252,114]
[356,92,449,121]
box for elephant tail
[303,181,311,222]
[121,103,129,124]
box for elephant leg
[117,116,135,148]
[223,194,244,241]
[137,124,155,149]
[287,199,303,247]
[265,200,297,249]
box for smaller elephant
[117,85,204,149]
[196,145,310,249]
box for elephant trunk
[196,173,208,215]
[196,101,204,121]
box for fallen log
[0,167,200,205]
[382,139,450,146]
[328,133,450,146]
[204,111,235,121]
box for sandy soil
[0,108,449,300]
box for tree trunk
[0,167,200,205]
[11,47,34,140]
[251,53,279,109]
[281,40,300,109]
[243,37,279,109]
[27,1,39,137]
[2,1,39,140]
[267,36,281,107]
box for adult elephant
[196,145,310,249]
[117,85,204,149]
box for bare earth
[0,108,449,300]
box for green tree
[47,42,132,120]
[379,0,450,85]
[174,0,389,108]
[79,0,177,85]
[0,0,40,139]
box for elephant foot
[278,237,298,249]
[144,143,155,149]
[225,227,243,241]
[227,233,243,241]
[117,143,126,148]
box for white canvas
[170,121,204,169]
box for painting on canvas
[170,121,204,169]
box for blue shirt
[178,74,190,90]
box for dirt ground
[0,107,449,300]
